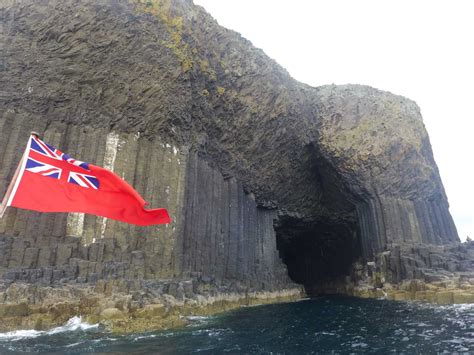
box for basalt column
[316,85,459,257]
[0,0,461,298]
[180,154,293,289]
[0,117,295,291]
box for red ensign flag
[2,135,170,226]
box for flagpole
[0,132,38,219]
[0,154,24,218]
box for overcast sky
[194,0,473,242]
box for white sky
[194,0,473,242]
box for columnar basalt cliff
[0,0,472,331]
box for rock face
[0,0,469,331]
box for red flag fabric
[5,135,171,226]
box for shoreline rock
[0,281,304,333]
[310,241,474,305]
[1,276,473,335]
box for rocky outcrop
[0,0,470,331]
[0,280,302,332]
[308,241,474,303]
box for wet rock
[100,307,124,320]
[135,304,166,319]
[453,293,474,304]
[436,291,454,305]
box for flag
[3,135,171,226]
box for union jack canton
[25,136,100,189]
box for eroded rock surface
[0,0,470,331]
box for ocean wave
[0,316,99,341]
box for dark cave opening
[272,143,364,295]
[275,217,361,295]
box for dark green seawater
[1,296,473,354]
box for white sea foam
[187,316,210,321]
[133,334,158,341]
[48,316,98,334]
[0,329,44,340]
[407,322,431,327]
[0,316,98,341]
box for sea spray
[0,316,99,341]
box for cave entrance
[275,217,361,295]
[273,143,363,295]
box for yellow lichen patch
[218,59,228,70]
[216,86,225,96]
[134,0,193,72]
[134,1,224,78]
[201,89,210,96]
[199,59,217,81]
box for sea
[0,296,473,354]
